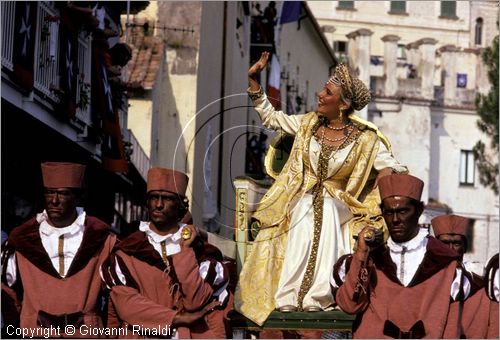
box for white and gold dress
[235,92,407,325]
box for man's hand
[355,226,381,262]
[172,300,221,327]
[180,224,199,249]
[374,167,393,188]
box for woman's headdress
[327,64,371,111]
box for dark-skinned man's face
[44,187,78,228]
[147,190,181,229]
[382,196,422,243]
[437,234,465,258]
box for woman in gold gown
[235,52,408,325]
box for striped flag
[267,53,281,110]
[280,1,302,25]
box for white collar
[388,228,429,253]
[139,221,187,244]
[462,260,475,275]
[38,207,86,237]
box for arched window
[475,18,483,45]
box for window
[397,44,407,59]
[440,1,457,18]
[459,150,475,185]
[334,41,348,53]
[338,1,355,10]
[475,18,483,45]
[333,41,348,63]
[390,1,406,13]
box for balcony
[1,1,93,128]
[1,2,15,71]
[433,86,476,108]
[397,78,421,98]
[75,31,92,127]
[34,1,60,103]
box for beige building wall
[371,101,432,198]
[128,98,153,158]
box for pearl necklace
[320,125,353,143]
[322,132,349,143]
[326,121,352,131]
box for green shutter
[390,1,406,13]
[441,1,456,17]
[338,1,354,9]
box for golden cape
[235,112,401,325]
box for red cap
[378,174,424,201]
[147,167,188,196]
[41,162,86,188]
[431,215,468,237]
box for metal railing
[75,31,92,126]
[1,2,15,71]
[128,129,150,181]
[434,86,476,108]
[3,1,95,130]
[33,1,60,102]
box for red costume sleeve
[110,285,178,329]
[335,254,372,314]
[171,248,219,312]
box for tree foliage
[473,35,499,194]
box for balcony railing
[1,2,15,71]
[434,86,476,108]
[2,2,94,127]
[456,88,476,107]
[34,1,60,102]
[128,129,150,181]
[397,78,422,98]
[371,76,427,99]
[75,31,92,126]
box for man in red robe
[432,214,492,338]
[332,174,469,338]
[101,167,231,338]
[484,253,499,338]
[1,162,117,337]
